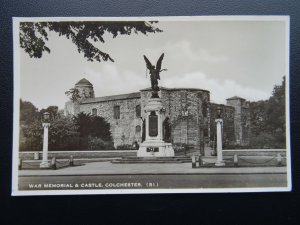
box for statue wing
[156,53,164,73]
[143,55,153,70]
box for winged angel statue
[143,53,167,98]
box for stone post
[233,154,238,167]
[192,155,196,168]
[40,123,50,168]
[215,119,225,166]
[70,155,74,167]
[276,153,282,166]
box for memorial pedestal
[137,98,175,157]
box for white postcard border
[12,16,291,196]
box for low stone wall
[19,150,138,160]
[223,149,286,157]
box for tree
[20,99,38,125]
[21,119,43,151]
[48,116,79,150]
[19,100,80,151]
[39,105,59,120]
[20,21,162,62]
[249,100,268,135]
[249,76,286,148]
[265,76,286,147]
[265,76,286,133]
[65,88,81,102]
[73,112,112,141]
[22,112,80,151]
[73,112,114,150]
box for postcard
[12,16,291,195]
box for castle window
[92,108,97,116]
[136,105,141,118]
[136,125,141,133]
[114,105,120,119]
[202,102,207,117]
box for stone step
[118,158,190,161]
[125,156,191,160]
[111,160,184,164]
[111,156,192,164]
[119,158,181,161]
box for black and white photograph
[12,16,291,195]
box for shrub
[88,136,115,150]
[173,143,191,152]
[116,144,137,150]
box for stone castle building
[65,78,250,154]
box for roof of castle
[140,86,210,93]
[81,92,141,104]
[226,96,245,100]
[75,78,93,86]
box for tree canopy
[20,21,162,62]
[249,76,286,148]
[20,99,38,125]
[65,88,81,102]
[20,100,114,151]
[73,112,112,141]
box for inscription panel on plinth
[146,147,159,152]
[149,111,158,137]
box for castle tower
[226,96,249,146]
[75,78,95,100]
[64,78,95,116]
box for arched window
[92,108,97,116]
[136,105,141,118]
[136,125,141,133]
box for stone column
[215,119,225,166]
[157,110,162,141]
[40,123,50,168]
[145,112,150,140]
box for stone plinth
[137,140,175,157]
[137,98,175,157]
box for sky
[19,18,288,110]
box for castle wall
[64,101,80,116]
[79,97,142,147]
[241,105,250,145]
[65,78,251,151]
[226,98,250,146]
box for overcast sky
[19,18,287,110]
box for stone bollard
[70,155,74,167]
[233,154,238,167]
[192,155,196,168]
[195,156,200,168]
[19,158,22,170]
[51,157,56,170]
[34,152,39,160]
[276,153,282,166]
[199,156,203,166]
